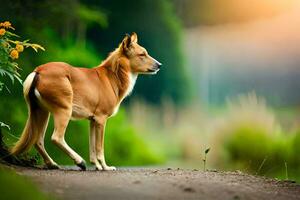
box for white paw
[91,160,103,171]
[103,166,116,171]
[95,163,103,171]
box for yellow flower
[10,49,19,59]
[3,21,11,26]
[1,21,14,30]
[16,44,24,52]
[0,28,5,36]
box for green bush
[215,93,300,181]
[224,127,300,181]
[105,109,165,166]
[224,126,273,170]
[0,167,52,200]
[289,132,300,175]
[37,28,101,67]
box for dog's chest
[71,73,138,119]
[109,73,137,117]
[125,73,137,97]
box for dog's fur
[10,33,161,170]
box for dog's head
[119,33,161,74]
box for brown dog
[11,33,161,170]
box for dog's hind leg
[51,109,86,170]
[34,109,59,169]
[89,120,103,170]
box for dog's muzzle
[148,61,162,73]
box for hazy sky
[184,4,300,105]
[177,0,300,26]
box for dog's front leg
[95,119,116,171]
[89,120,103,170]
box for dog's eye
[139,53,146,57]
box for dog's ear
[131,32,138,43]
[120,34,131,52]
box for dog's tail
[10,72,48,155]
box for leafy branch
[0,21,45,128]
[0,21,45,91]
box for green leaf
[22,39,30,43]
[4,85,11,93]
[5,31,19,38]
[13,74,22,84]
[205,148,210,154]
[27,43,45,52]
[0,68,15,84]
[7,72,14,84]
[0,82,3,91]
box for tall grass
[127,99,210,167]
[211,93,300,181]
[127,93,300,181]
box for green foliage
[290,131,300,167]
[0,21,44,91]
[0,167,52,200]
[76,4,108,28]
[0,20,44,131]
[212,94,300,181]
[105,109,165,166]
[38,29,101,67]
[224,127,273,168]
[223,127,300,181]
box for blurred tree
[0,0,107,47]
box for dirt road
[17,167,300,200]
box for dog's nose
[156,61,162,69]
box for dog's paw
[102,166,116,171]
[95,161,103,171]
[90,159,103,171]
[76,160,87,171]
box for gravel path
[17,167,300,200]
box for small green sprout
[202,147,210,171]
